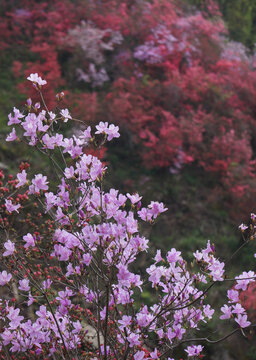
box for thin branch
[44,293,72,360]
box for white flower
[60,109,72,122]
[27,73,47,86]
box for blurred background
[1,0,256,358]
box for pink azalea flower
[118,315,132,330]
[235,314,251,328]
[53,133,63,146]
[6,128,17,142]
[220,304,232,319]
[203,304,215,319]
[3,240,15,256]
[7,307,24,329]
[148,201,168,218]
[136,309,154,327]
[66,263,74,277]
[185,345,204,357]
[27,293,35,306]
[45,192,57,212]
[235,271,255,291]
[154,249,163,263]
[134,351,145,360]
[8,107,24,125]
[60,108,72,122]
[52,244,72,261]
[150,349,159,359]
[42,279,52,290]
[18,279,30,292]
[64,166,75,179]
[232,303,245,315]
[167,327,176,341]
[95,121,109,135]
[31,174,49,193]
[126,193,142,204]
[239,223,248,231]
[5,199,21,213]
[227,289,239,303]
[127,332,140,347]
[193,250,203,261]
[42,134,56,149]
[0,270,12,285]
[138,207,153,222]
[23,233,35,249]
[173,324,186,340]
[100,307,106,320]
[80,126,91,142]
[48,111,56,121]
[117,265,132,284]
[22,113,38,138]
[106,124,120,141]
[166,248,181,263]
[82,253,92,266]
[72,320,82,334]
[208,259,225,281]
[16,170,27,188]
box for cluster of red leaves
[240,283,256,323]
[100,1,256,201]
[1,0,82,109]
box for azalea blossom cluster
[66,21,123,87]
[0,75,256,359]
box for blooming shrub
[0,74,255,359]
[101,3,256,202]
[65,20,123,87]
[2,0,256,212]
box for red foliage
[97,1,256,200]
[1,0,80,108]
[240,283,256,322]
[2,0,256,204]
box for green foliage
[186,0,256,48]
[219,0,256,48]
[0,47,39,131]
[0,52,24,131]
[106,137,248,275]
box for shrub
[0,74,255,359]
